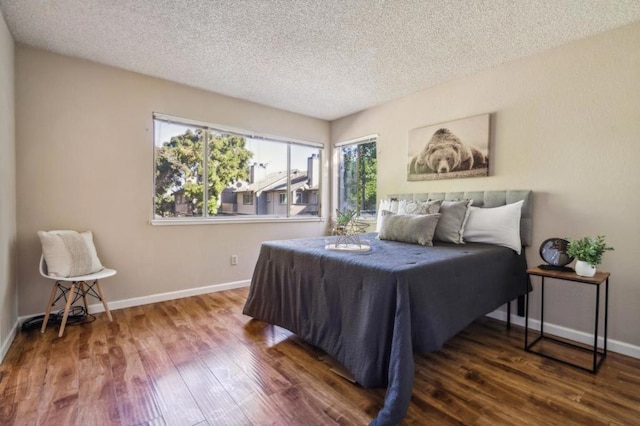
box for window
[337,136,377,218]
[153,113,323,221]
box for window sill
[151,216,326,226]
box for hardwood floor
[1,287,639,425]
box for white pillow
[376,199,399,232]
[376,200,389,233]
[38,230,104,277]
[463,200,524,254]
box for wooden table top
[527,266,610,285]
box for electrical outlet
[231,255,238,265]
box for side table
[525,266,610,373]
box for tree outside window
[338,139,377,218]
[154,124,252,217]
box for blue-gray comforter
[243,233,528,425]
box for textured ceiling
[1,0,640,120]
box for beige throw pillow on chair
[38,230,105,277]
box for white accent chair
[39,255,116,337]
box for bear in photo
[410,128,487,174]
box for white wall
[332,22,640,347]
[16,47,330,316]
[0,9,17,362]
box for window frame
[152,113,324,225]
[333,134,378,221]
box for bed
[243,190,532,425]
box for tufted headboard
[387,190,533,247]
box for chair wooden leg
[80,281,89,312]
[41,283,59,333]
[58,283,76,337]
[94,280,113,322]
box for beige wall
[11,21,640,351]
[0,9,17,360]
[16,47,330,316]
[332,22,640,347]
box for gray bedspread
[243,232,529,425]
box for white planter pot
[575,260,596,277]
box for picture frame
[407,114,490,181]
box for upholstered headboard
[387,190,533,246]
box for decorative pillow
[463,200,524,254]
[434,200,473,244]
[397,199,442,216]
[376,199,400,232]
[389,199,399,214]
[376,200,390,233]
[38,230,104,277]
[378,211,441,246]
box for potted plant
[566,235,614,277]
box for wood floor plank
[36,327,80,425]
[172,296,218,326]
[1,329,53,402]
[163,337,251,425]
[79,313,111,360]
[198,346,300,424]
[106,309,140,357]
[109,339,162,425]
[258,334,379,422]
[3,287,640,425]
[137,337,205,426]
[77,353,120,425]
[415,341,576,425]
[235,345,292,395]
[147,302,184,345]
[0,399,38,426]
[168,319,221,356]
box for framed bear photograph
[407,114,490,181]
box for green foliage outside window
[339,140,377,216]
[155,128,253,217]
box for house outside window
[336,135,377,219]
[153,113,323,222]
[279,193,287,204]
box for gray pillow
[397,199,442,215]
[434,200,472,244]
[378,212,442,246]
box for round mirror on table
[539,238,574,271]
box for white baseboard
[0,319,19,364]
[91,279,251,313]
[18,279,251,325]
[486,309,640,360]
